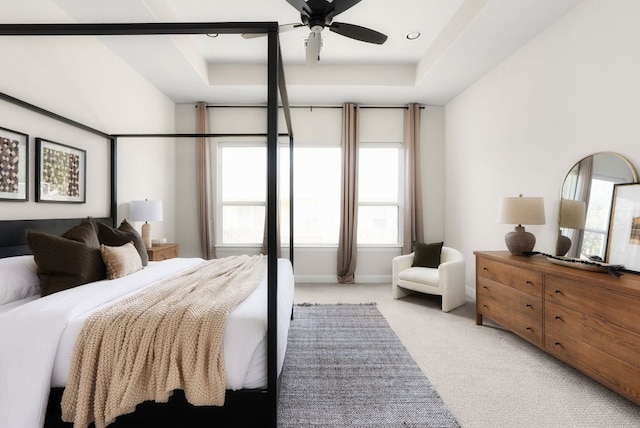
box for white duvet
[0,257,294,428]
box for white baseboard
[295,275,392,284]
[466,285,476,301]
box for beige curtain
[196,102,216,259]
[402,103,425,254]
[337,103,359,283]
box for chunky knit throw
[61,255,266,428]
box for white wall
[444,0,640,291]
[0,34,177,240]
[174,104,445,282]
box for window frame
[356,142,404,248]
[215,140,267,248]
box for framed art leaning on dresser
[607,183,640,273]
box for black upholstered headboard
[0,217,114,258]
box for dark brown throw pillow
[26,229,107,296]
[97,220,149,266]
[61,218,100,248]
[412,241,444,268]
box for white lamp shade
[130,200,163,222]
[559,199,586,229]
[497,196,545,226]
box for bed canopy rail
[0,21,292,428]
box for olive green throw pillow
[412,241,444,268]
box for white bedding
[0,257,294,428]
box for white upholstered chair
[392,246,466,312]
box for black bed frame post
[110,136,117,226]
[266,26,280,428]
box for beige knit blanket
[61,254,266,428]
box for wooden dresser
[475,251,640,405]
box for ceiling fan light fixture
[406,31,421,40]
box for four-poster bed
[0,22,293,428]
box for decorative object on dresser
[392,243,466,312]
[147,243,179,261]
[607,183,640,273]
[556,198,586,256]
[497,194,545,255]
[130,199,163,249]
[475,251,640,405]
[558,152,637,260]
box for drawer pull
[526,327,533,332]
[554,341,562,347]
[482,267,489,272]
[554,289,563,295]
[483,286,489,290]
[554,315,562,320]
[525,303,533,308]
[525,281,534,286]
[483,304,489,309]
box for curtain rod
[204,105,425,110]
[111,133,291,138]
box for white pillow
[0,255,40,306]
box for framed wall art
[36,138,86,203]
[0,126,29,201]
[606,182,640,273]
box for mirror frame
[558,152,638,260]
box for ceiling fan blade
[329,0,363,18]
[329,22,387,44]
[241,23,303,39]
[286,0,312,17]
[305,31,321,65]
[281,23,304,33]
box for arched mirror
[558,152,638,259]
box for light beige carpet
[293,283,640,428]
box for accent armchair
[392,246,466,312]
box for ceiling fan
[242,0,388,65]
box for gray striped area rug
[278,303,460,427]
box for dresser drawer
[546,302,640,368]
[478,277,542,323]
[477,257,542,297]
[546,327,640,404]
[477,282,543,348]
[545,275,640,336]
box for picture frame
[36,138,86,203]
[606,183,640,273]
[0,126,29,201]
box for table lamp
[130,199,163,249]
[497,194,545,255]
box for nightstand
[147,243,179,261]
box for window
[218,144,266,245]
[280,146,341,246]
[357,145,402,245]
[581,178,615,259]
[217,142,341,247]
